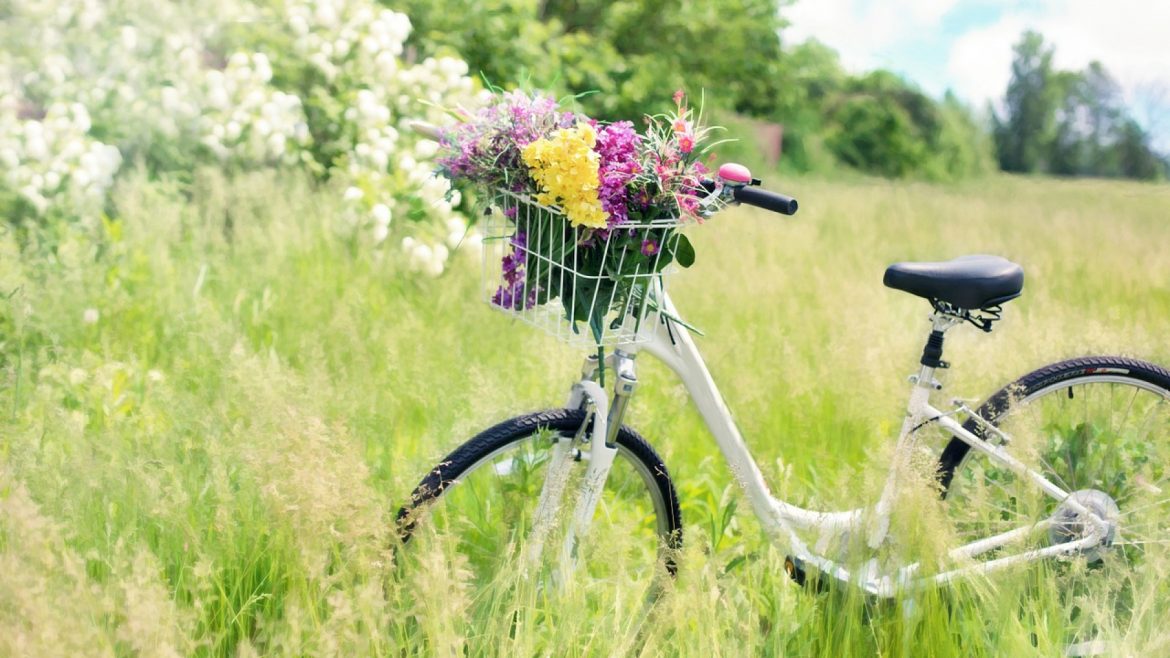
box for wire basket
[482,188,684,346]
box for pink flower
[673,89,685,105]
[672,117,689,133]
[678,133,694,154]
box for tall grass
[2,169,1169,656]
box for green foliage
[994,30,1059,174]
[823,72,993,180]
[396,1,1001,180]
[995,31,1168,180]
[397,0,791,121]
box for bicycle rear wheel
[397,409,682,594]
[937,356,1170,639]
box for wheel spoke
[940,366,1170,610]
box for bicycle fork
[524,351,639,575]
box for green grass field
[3,170,1170,656]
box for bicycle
[395,160,1170,610]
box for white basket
[482,188,683,346]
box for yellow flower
[521,123,607,229]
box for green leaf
[589,307,605,345]
[675,234,695,268]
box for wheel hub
[1048,489,1120,560]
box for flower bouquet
[436,90,723,346]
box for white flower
[147,369,165,383]
[414,139,438,158]
[344,186,364,202]
[371,203,391,226]
[266,132,286,156]
[372,223,389,244]
[83,308,99,325]
[409,243,432,271]
[69,368,88,386]
[290,14,308,36]
[119,26,138,51]
[252,53,272,82]
[447,229,465,249]
[462,230,484,251]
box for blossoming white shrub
[0,0,484,275]
[199,53,310,165]
[0,101,121,221]
[278,0,484,273]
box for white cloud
[947,0,1170,111]
[947,17,1025,108]
[784,0,1170,144]
[784,0,961,72]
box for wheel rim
[403,427,675,594]
[943,375,1170,638]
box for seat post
[914,310,964,389]
[920,329,947,369]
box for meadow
[2,170,1170,656]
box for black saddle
[884,255,1024,310]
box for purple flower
[492,280,538,311]
[492,231,538,310]
[436,91,584,191]
[594,121,641,228]
[640,239,659,257]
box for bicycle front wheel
[937,357,1170,635]
[397,409,682,594]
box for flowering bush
[0,102,121,219]
[436,90,723,343]
[0,0,483,275]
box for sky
[782,0,1170,151]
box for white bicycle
[396,164,1170,608]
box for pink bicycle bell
[718,163,752,186]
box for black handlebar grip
[733,186,799,216]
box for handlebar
[731,186,798,216]
[699,168,799,217]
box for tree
[396,0,791,121]
[1115,119,1168,180]
[994,31,1059,173]
[1049,62,1125,176]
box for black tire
[396,408,682,585]
[934,356,1170,640]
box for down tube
[636,302,860,536]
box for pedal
[783,556,806,586]
[784,556,827,592]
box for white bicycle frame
[537,291,1114,598]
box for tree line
[994,31,1167,180]
[396,0,1167,181]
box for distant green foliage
[396,1,994,179]
[994,31,1168,180]
[396,0,789,121]
[817,71,993,180]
